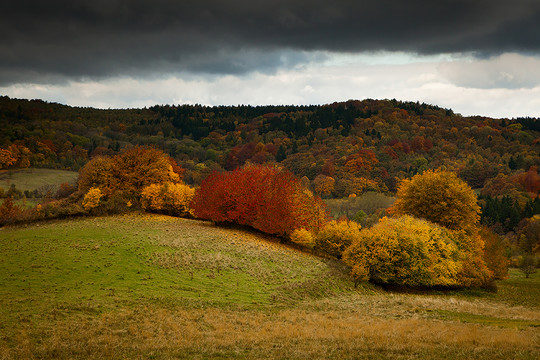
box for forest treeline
[1,95,539,241]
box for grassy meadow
[0,168,79,208]
[0,214,539,359]
[0,168,78,192]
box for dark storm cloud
[1,0,539,84]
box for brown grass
[2,306,538,360]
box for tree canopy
[392,169,480,230]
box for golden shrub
[82,187,103,211]
[314,220,361,258]
[290,228,315,249]
[141,182,195,217]
[343,215,462,287]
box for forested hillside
[1,96,539,234]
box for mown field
[0,214,539,359]
[0,168,78,192]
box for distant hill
[1,95,539,226]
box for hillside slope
[1,214,539,359]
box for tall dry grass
[1,306,538,359]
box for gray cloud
[1,0,540,84]
[439,53,540,89]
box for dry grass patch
[2,306,539,359]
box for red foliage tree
[512,167,540,196]
[344,149,378,173]
[192,164,328,237]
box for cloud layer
[3,54,540,118]
[2,0,540,83]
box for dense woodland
[1,95,539,285]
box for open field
[0,168,79,208]
[0,167,79,209]
[0,168,78,192]
[1,214,539,359]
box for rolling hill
[1,214,539,359]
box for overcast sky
[2,0,540,118]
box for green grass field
[1,214,539,359]
[0,168,78,192]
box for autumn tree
[290,228,315,249]
[78,156,116,195]
[112,146,180,200]
[344,149,378,173]
[0,144,31,169]
[392,169,480,230]
[141,182,195,217]
[77,146,181,206]
[518,255,538,278]
[314,220,361,258]
[192,163,328,237]
[478,226,509,280]
[82,187,103,211]
[390,170,493,286]
[313,174,335,197]
[0,197,23,225]
[343,216,461,287]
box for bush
[290,228,315,249]
[83,187,103,211]
[314,220,361,258]
[0,197,23,225]
[192,163,328,237]
[343,216,462,287]
[141,182,195,217]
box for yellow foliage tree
[140,183,164,211]
[162,182,196,216]
[141,182,195,217]
[314,220,361,258]
[290,228,315,249]
[343,216,462,287]
[392,169,480,230]
[82,187,103,211]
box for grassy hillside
[1,214,539,359]
[0,168,78,192]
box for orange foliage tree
[344,149,378,173]
[192,163,328,237]
[0,144,31,169]
[512,167,540,196]
[77,146,181,205]
[478,226,509,280]
[111,146,180,200]
[313,174,335,196]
